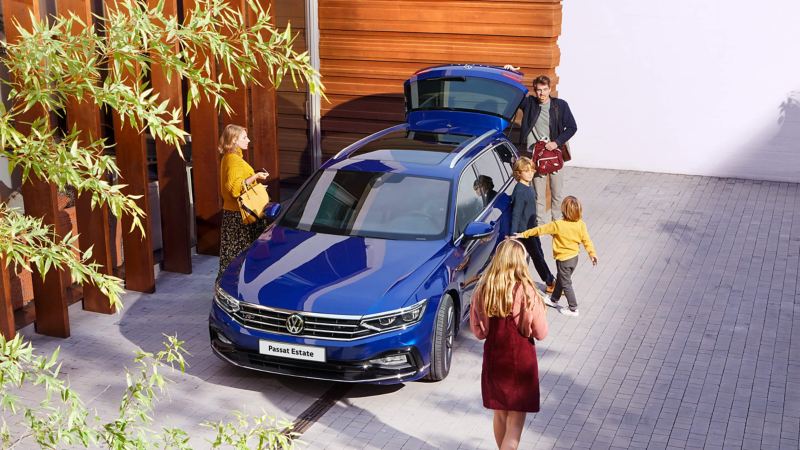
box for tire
[425,294,456,381]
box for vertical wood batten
[274,0,310,182]
[250,0,280,201]
[219,0,250,153]
[305,0,322,171]
[183,0,221,256]
[0,259,14,339]
[56,0,115,314]
[111,114,155,292]
[4,0,71,337]
[107,0,154,293]
[0,8,15,337]
[149,0,192,274]
[271,0,312,185]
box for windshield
[279,170,452,240]
[405,76,525,120]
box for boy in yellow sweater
[513,196,598,317]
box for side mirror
[264,202,281,220]
[463,221,495,241]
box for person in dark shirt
[510,157,556,293]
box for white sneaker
[560,308,579,317]
[543,297,560,308]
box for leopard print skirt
[217,209,267,280]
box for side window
[472,150,506,207]
[488,146,511,183]
[495,143,515,177]
[454,167,483,237]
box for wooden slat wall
[274,0,311,183]
[4,0,285,335]
[315,0,562,163]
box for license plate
[259,340,326,362]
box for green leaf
[1,8,318,444]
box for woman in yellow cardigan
[217,124,269,279]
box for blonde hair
[218,124,247,155]
[512,157,534,181]
[476,239,542,318]
[561,196,582,222]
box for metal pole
[305,0,322,171]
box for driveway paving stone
[16,167,800,449]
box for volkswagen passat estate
[210,64,529,383]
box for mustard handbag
[238,181,270,225]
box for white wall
[557,1,800,183]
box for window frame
[494,142,517,179]
[451,143,516,244]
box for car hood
[230,225,449,316]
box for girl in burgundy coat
[470,239,549,450]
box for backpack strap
[552,98,560,142]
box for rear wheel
[425,294,455,381]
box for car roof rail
[448,129,495,168]
[332,124,409,162]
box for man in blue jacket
[509,71,578,225]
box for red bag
[532,141,564,175]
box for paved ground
[16,167,800,449]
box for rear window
[405,77,525,120]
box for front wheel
[425,294,455,381]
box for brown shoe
[545,281,556,294]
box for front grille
[233,303,374,340]
[209,332,425,383]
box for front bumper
[208,303,434,384]
[210,330,427,383]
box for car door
[452,149,509,321]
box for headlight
[214,286,240,314]
[361,299,427,332]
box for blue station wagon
[210,64,529,383]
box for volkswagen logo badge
[285,314,304,334]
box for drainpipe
[305,0,322,171]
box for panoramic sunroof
[349,130,471,164]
